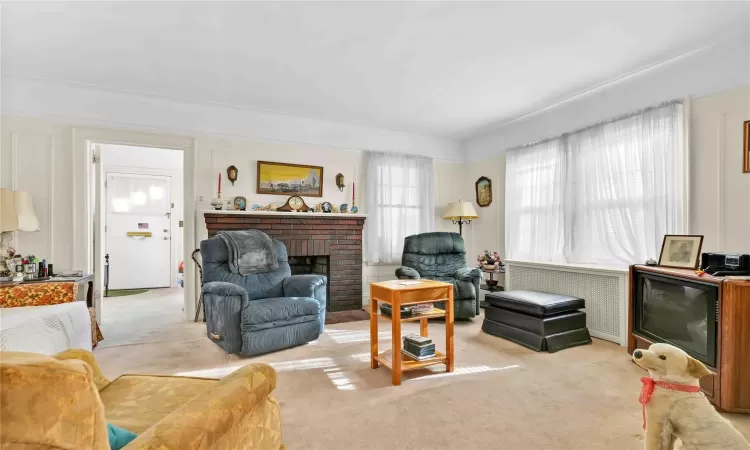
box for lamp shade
[0,189,40,232]
[443,202,478,220]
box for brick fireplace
[203,212,366,312]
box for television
[633,271,718,367]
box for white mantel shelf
[202,210,367,218]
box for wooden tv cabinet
[628,265,750,413]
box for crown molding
[1,75,464,162]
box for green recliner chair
[395,232,482,319]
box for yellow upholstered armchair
[0,349,283,449]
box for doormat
[106,289,149,298]
[325,309,370,325]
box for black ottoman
[482,290,592,352]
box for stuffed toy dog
[633,343,749,450]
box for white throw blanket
[0,302,92,354]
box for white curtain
[365,151,434,264]
[506,102,685,267]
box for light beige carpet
[95,289,750,449]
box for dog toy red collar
[639,377,701,429]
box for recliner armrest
[283,275,326,299]
[202,281,249,298]
[283,275,327,334]
[455,267,482,282]
[395,266,420,280]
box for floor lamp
[443,201,478,236]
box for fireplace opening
[288,256,331,311]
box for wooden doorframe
[72,127,197,323]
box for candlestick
[218,172,222,194]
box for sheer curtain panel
[506,102,685,267]
[364,151,434,264]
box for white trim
[10,132,18,190]
[3,75,461,162]
[717,112,725,250]
[682,97,691,234]
[72,127,196,322]
[503,259,629,276]
[47,136,55,262]
[202,210,367,218]
[9,133,19,247]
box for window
[506,102,685,267]
[364,151,434,263]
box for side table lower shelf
[375,349,447,371]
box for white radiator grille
[507,262,628,345]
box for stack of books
[411,303,434,314]
[380,303,434,318]
[401,334,436,361]
[380,304,414,318]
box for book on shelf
[404,345,435,357]
[380,303,437,318]
[401,348,436,361]
[403,334,432,346]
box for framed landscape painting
[256,161,324,197]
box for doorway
[93,144,184,299]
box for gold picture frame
[256,161,323,197]
[475,176,492,207]
[658,235,704,270]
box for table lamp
[443,201,478,236]
[1,188,40,261]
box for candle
[218,173,221,194]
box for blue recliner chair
[200,235,326,356]
[395,232,482,319]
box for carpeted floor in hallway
[94,289,750,450]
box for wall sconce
[226,165,238,186]
[335,173,345,192]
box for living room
[1,2,749,449]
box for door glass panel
[108,175,170,215]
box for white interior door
[106,173,172,289]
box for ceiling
[2,2,748,138]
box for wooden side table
[369,280,454,386]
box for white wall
[467,32,749,161]
[690,85,750,254]
[2,76,462,161]
[460,154,506,265]
[100,144,184,287]
[0,114,466,313]
[466,86,750,261]
[465,31,749,261]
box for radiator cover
[505,260,628,345]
